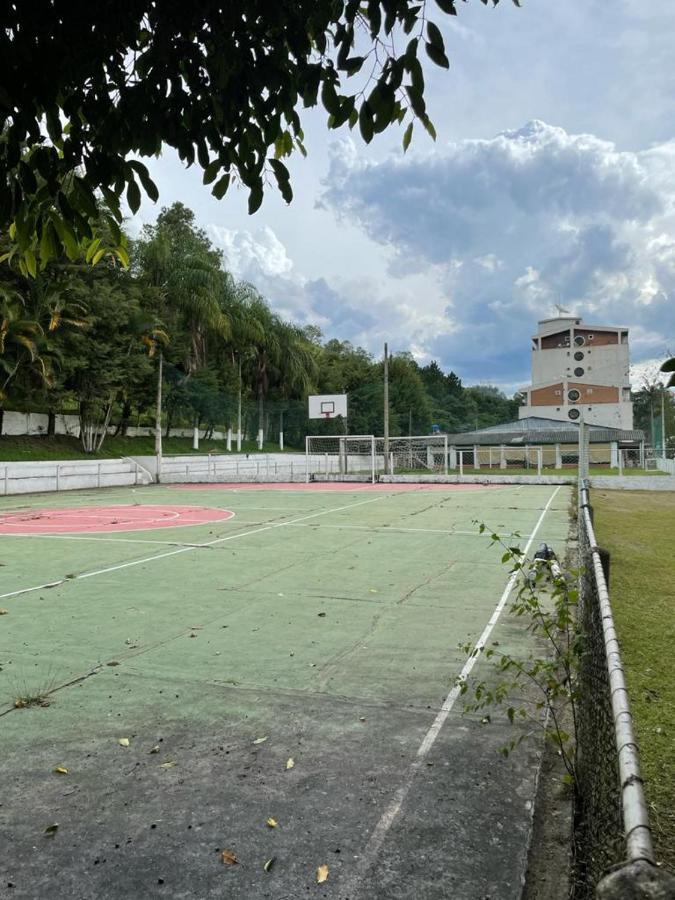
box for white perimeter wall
[0,459,152,495]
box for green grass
[0,434,297,461]
[593,490,675,871]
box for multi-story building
[518,316,633,429]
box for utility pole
[661,388,667,456]
[383,342,390,474]
[154,350,163,483]
[236,355,242,452]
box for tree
[0,1,520,271]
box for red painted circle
[0,505,235,535]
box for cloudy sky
[133,0,675,393]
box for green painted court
[0,482,571,899]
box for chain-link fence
[575,485,674,898]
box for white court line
[0,494,388,600]
[340,485,562,899]
[0,534,203,547]
[288,522,524,538]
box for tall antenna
[554,302,570,316]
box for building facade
[518,316,633,429]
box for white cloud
[320,121,675,383]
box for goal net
[305,435,376,482]
[376,435,449,474]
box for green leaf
[24,247,37,278]
[91,247,106,266]
[212,172,231,200]
[405,86,426,118]
[402,121,413,153]
[126,178,142,214]
[248,182,264,215]
[114,245,130,268]
[422,116,437,140]
[129,160,159,202]
[358,102,374,144]
[427,21,445,49]
[425,41,450,69]
[203,159,221,185]
[435,0,457,14]
[270,159,293,204]
[85,237,102,264]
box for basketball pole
[383,342,390,474]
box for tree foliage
[0,1,519,270]
[0,202,520,451]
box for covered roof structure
[446,416,644,446]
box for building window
[568,409,580,420]
[574,351,584,361]
[574,367,584,377]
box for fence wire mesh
[575,484,659,898]
[575,498,625,895]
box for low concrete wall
[0,459,153,495]
[157,452,376,483]
[589,475,675,491]
[381,473,576,486]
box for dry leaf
[53,766,68,775]
[285,758,295,770]
[159,761,177,769]
[252,736,268,745]
[0,608,9,615]
[316,864,329,883]
[266,817,278,828]
[44,823,59,835]
[368,589,378,593]
[118,737,130,747]
[263,857,276,872]
[221,849,237,866]
[149,745,160,754]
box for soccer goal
[376,435,449,475]
[305,435,376,483]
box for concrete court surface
[0,482,571,899]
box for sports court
[0,481,570,899]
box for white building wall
[518,403,633,430]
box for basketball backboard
[308,394,348,419]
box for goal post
[375,435,449,475]
[305,435,376,483]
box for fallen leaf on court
[159,761,177,769]
[316,864,329,883]
[286,758,295,770]
[252,736,268,745]
[368,588,377,593]
[359,717,367,722]
[118,738,130,747]
[266,817,278,828]
[53,766,68,775]
[149,745,160,754]
[221,849,238,866]
[317,612,326,617]
[263,857,276,872]
[44,824,59,835]
[106,661,120,667]
[0,608,8,615]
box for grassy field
[0,434,294,461]
[593,490,675,871]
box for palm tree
[0,287,49,403]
